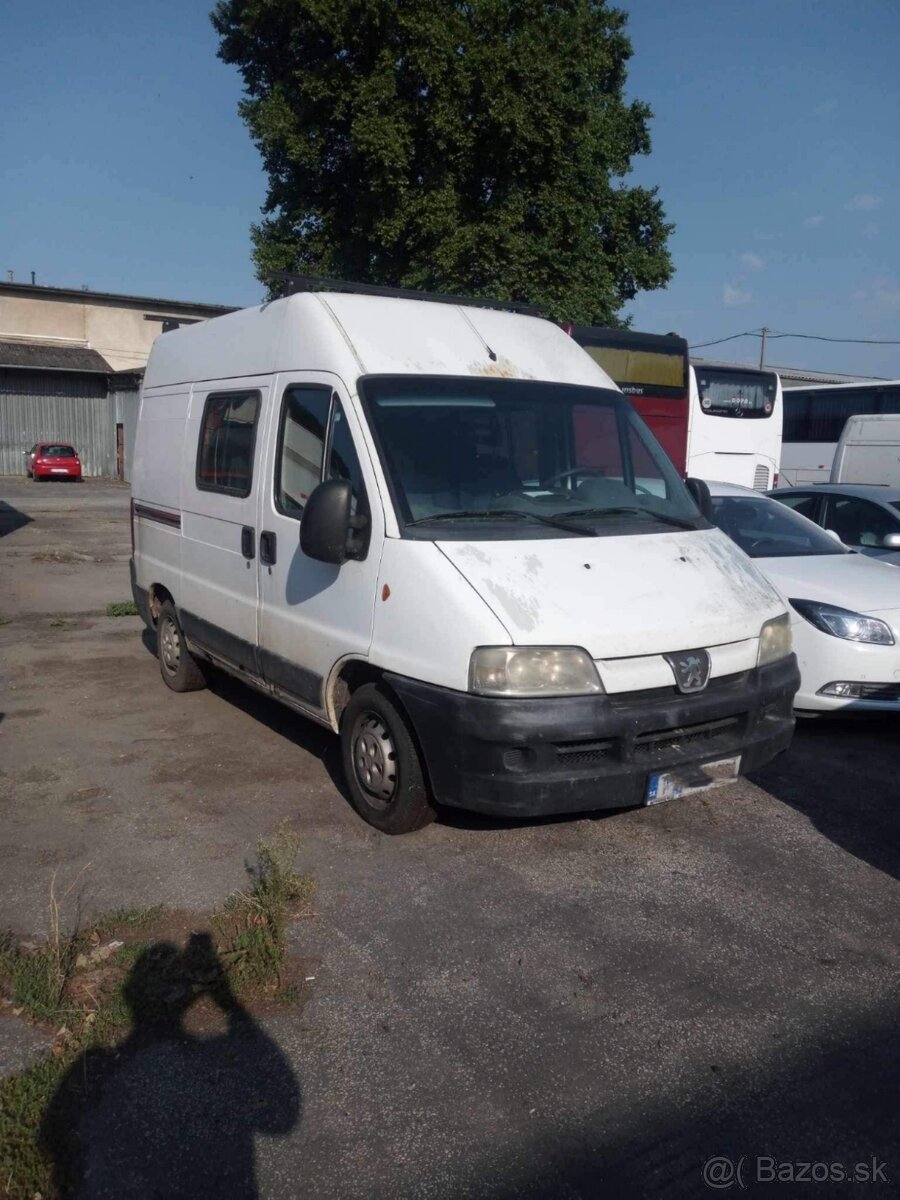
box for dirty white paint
[438,528,785,663]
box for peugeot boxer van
[130,287,799,833]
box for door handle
[260,530,277,566]
[241,526,255,559]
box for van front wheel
[341,683,436,834]
[157,601,207,693]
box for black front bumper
[386,656,799,817]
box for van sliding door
[177,379,270,676]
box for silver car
[769,484,900,566]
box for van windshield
[359,376,702,538]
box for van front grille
[631,715,742,761]
[555,739,615,767]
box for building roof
[691,356,885,387]
[0,339,112,373]
[0,279,237,317]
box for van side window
[275,386,331,517]
[196,391,260,497]
[328,400,368,515]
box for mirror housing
[300,479,369,564]
[824,528,844,545]
[684,476,714,521]
[882,532,900,550]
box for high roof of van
[141,292,615,392]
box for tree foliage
[212,0,673,324]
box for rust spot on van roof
[470,357,532,379]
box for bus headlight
[757,613,793,666]
[469,647,603,697]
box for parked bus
[570,327,692,471]
[570,327,781,488]
[689,361,782,490]
[780,380,900,486]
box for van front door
[256,376,382,718]
[179,381,268,677]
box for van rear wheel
[340,683,436,834]
[157,600,207,693]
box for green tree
[212,0,673,324]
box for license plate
[51,468,68,473]
[646,755,741,805]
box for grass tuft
[89,904,165,939]
[215,825,313,991]
[105,600,138,617]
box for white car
[709,482,900,714]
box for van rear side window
[196,391,260,497]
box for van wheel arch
[148,584,174,625]
[331,660,386,727]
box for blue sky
[2,0,898,376]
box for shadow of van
[0,499,34,537]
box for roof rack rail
[268,272,544,316]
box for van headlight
[757,613,793,666]
[468,647,603,697]
[790,599,894,645]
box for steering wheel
[747,538,782,555]
[541,467,607,490]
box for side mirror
[684,477,713,521]
[300,479,369,564]
[824,528,844,544]
[883,532,900,550]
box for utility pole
[759,326,768,369]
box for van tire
[157,600,207,693]
[340,683,436,834]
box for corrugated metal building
[0,343,119,477]
[0,279,235,480]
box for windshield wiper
[555,505,699,531]
[405,509,596,535]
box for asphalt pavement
[0,477,897,1198]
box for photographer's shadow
[41,935,301,1199]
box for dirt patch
[19,767,59,785]
[3,709,47,720]
[65,787,107,804]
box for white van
[130,287,799,833]
[831,414,900,487]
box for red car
[27,442,83,481]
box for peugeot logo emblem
[664,648,711,694]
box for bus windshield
[570,328,688,399]
[696,368,777,418]
[359,376,702,538]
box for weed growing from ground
[0,829,313,1200]
[105,600,138,617]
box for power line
[688,330,762,349]
[769,331,900,345]
[690,328,900,349]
